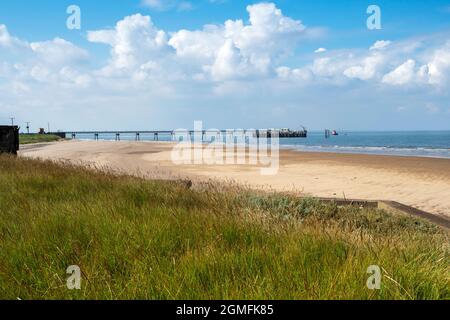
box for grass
[0,155,448,300]
[19,134,62,145]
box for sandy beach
[19,140,450,218]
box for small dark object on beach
[0,126,19,155]
[183,180,193,189]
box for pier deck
[51,129,308,141]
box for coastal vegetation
[19,134,62,145]
[0,155,448,300]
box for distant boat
[331,130,339,136]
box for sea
[73,130,450,159]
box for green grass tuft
[19,134,61,145]
[0,155,448,300]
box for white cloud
[0,24,14,46]
[3,4,450,89]
[30,38,88,66]
[29,65,52,82]
[169,3,306,80]
[382,59,416,85]
[88,3,306,81]
[210,40,243,80]
[424,41,450,86]
[168,26,224,61]
[59,67,92,88]
[376,41,450,87]
[276,66,312,83]
[314,47,327,53]
[370,40,391,51]
[0,25,91,86]
[311,56,344,78]
[344,55,385,80]
[0,24,27,49]
[88,14,169,71]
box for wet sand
[19,140,450,218]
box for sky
[1,0,450,131]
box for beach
[20,140,450,218]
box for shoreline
[283,145,450,160]
[62,137,450,160]
[19,140,450,218]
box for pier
[51,128,308,141]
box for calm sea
[282,131,450,159]
[73,131,450,159]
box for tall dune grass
[0,155,448,300]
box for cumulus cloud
[424,41,450,86]
[30,38,89,66]
[370,40,391,51]
[168,2,306,80]
[377,41,450,87]
[4,5,450,89]
[86,3,307,81]
[0,24,27,49]
[83,6,450,89]
[88,14,169,71]
[382,59,416,85]
[344,55,385,80]
[0,24,90,87]
[270,37,450,90]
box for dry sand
[19,140,450,218]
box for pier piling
[59,128,308,143]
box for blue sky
[1,0,450,131]
[3,0,450,57]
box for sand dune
[20,140,450,218]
